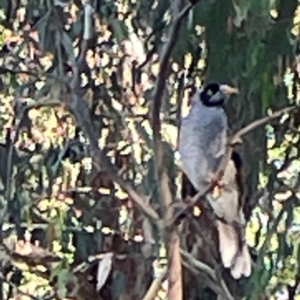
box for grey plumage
[179,89,227,191]
[179,84,251,279]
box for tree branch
[0,66,68,83]
[231,105,298,143]
[181,250,234,300]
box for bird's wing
[179,110,227,191]
[179,116,209,191]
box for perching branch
[230,105,298,143]
[169,104,300,227]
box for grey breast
[179,103,228,190]
[204,108,228,172]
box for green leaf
[112,271,126,300]
[109,17,128,44]
[232,0,250,27]
[61,31,76,66]
[51,265,71,299]
[135,121,153,148]
[34,10,52,52]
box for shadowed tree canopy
[0,0,300,299]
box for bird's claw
[207,174,224,198]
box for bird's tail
[217,220,252,279]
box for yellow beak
[219,85,239,95]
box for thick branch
[230,105,297,143]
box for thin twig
[150,0,198,215]
[231,105,297,143]
[181,250,234,300]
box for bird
[178,82,252,279]
[179,83,238,191]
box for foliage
[0,0,300,300]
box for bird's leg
[207,173,224,198]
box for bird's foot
[207,173,224,198]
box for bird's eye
[207,89,213,96]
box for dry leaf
[96,252,113,291]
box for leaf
[0,0,10,17]
[108,17,128,44]
[54,267,71,299]
[74,230,96,261]
[70,18,83,40]
[61,31,76,66]
[232,0,250,28]
[34,10,52,52]
[112,271,127,300]
[135,121,153,148]
[172,25,194,65]
[96,252,113,292]
[44,146,61,178]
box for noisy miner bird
[178,83,252,279]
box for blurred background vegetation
[0,0,300,299]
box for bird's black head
[231,150,243,172]
[199,83,238,107]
